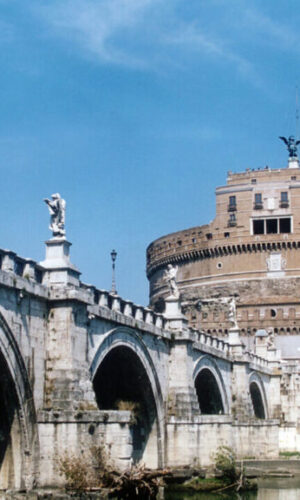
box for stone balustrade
[0,249,44,282]
[93,292,168,331]
[245,350,269,368]
[196,330,232,356]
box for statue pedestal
[254,329,268,358]
[164,296,188,330]
[39,238,80,286]
[288,157,299,169]
[267,347,281,369]
[228,327,243,355]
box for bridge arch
[249,372,267,419]
[0,312,38,490]
[91,327,164,468]
[193,356,229,415]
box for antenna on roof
[296,86,299,141]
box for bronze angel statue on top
[279,135,300,158]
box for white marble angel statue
[164,264,179,298]
[44,193,66,238]
[220,296,238,329]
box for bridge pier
[38,301,134,485]
[37,240,134,485]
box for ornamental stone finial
[44,193,66,238]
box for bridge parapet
[245,350,270,370]
[195,330,232,356]
[50,278,168,329]
[0,246,168,333]
[192,329,271,366]
[0,248,44,283]
[193,329,272,372]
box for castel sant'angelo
[147,137,300,340]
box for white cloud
[164,24,261,87]
[36,0,162,66]
[217,0,300,53]
[31,0,300,89]
[244,7,300,52]
[35,0,259,81]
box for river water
[1,479,300,499]
[164,477,300,500]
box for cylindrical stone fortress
[147,165,300,335]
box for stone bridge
[0,237,297,490]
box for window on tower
[254,193,263,209]
[279,218,291,233]
[280,191,289,208]
[228,195,237,211]
[228,213,237,226]
[252,217,291,235]
[266,219,278,234]
[253,219,264,234]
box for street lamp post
[111,249,117,295]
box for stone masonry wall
[38,410,132,486]
[166,417,278,467]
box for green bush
[279,451,300,458]
[214,445,239,482]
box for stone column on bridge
[39,236,95,410]
[42,295,98,411]
[227,304,253,421]
[163,265,198,420]
[164,294,199,419]
[165,293,207,466]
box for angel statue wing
[58,197,66,225]
[279,136,288,145]
[60,198,66,210]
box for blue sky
[1,0,300,304]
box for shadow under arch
[91,327,164,468]
[249,372,267,419]
[0,312,38,490]
[193,356,229,415]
